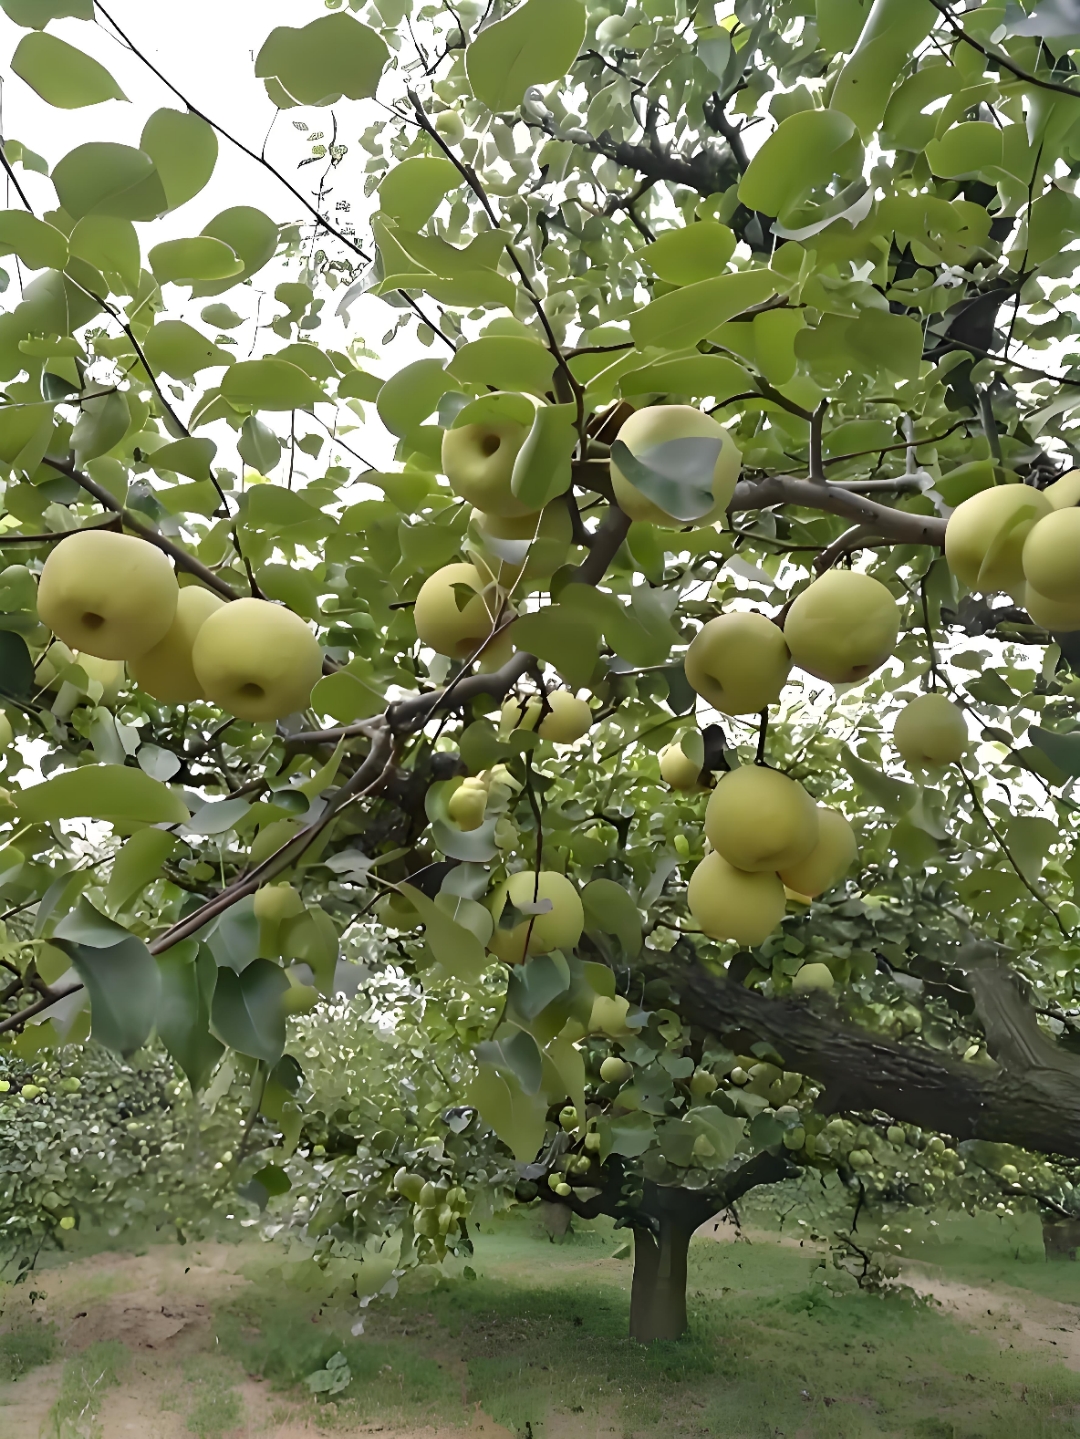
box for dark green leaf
[157,941,224,1091]
[210,958,288,1065]
[1031,726,1080,778]
[0,630,34,699]
[53,901,161,1057]
[609,437,720,523]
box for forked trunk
[629,1218,693,1343]
[1042,1216,1080,1260]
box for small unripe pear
[892,693,968,767]
[659,740,702,791]
[281,970,318,1013]
[689,1068,717,1098]
[38,530,179,661]
[584,1130,602,1152]
[945,484,1051,593]
[791,961,834,995]
[687,850,786,945]
[784,571,898,684]
[1022,507,1080,603]
[253,883,304,923]
[600,1055,631,1084]
[502,695,541,732]
[393,1168,425,1203]
[448,777,488,831]
[705,766,819,873]
[777,806,857,898]
[559,1105,579,1130]
[610,405,741,528]
[434,110,465,145]
[589,994,630,1036]
[684,611,792,715]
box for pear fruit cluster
[37,530,322,720]
[686,766,857,946]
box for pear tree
[6,0,1080,1347]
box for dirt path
[903,1265,1080,1370]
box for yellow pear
[944,484,1051,593]
[705,765,819,873]
[191,598,323,721]
[687,850,786,945]
[610,405,741,527]
[704,771,816,869]
[488,869,584,963]
[442,418,535,517]
[38,530,179,661]
[253,883,304,924]
[783,571,898,683]
[413,562,503,659]
[659,740,702,791]
[892,693,968,767]
[1044,470,1080,509]
[1022,507,1080,603]
[1023,583,1080,632]
[129,586,226,704]
[74,653,125,706]
[501,690,591,742]
[777,806,856,898]
[448,777,488,831]
[684,611,792,714]
[791,962,834,995]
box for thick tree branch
[730,475,948,549]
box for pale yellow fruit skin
[777,807,856,898]
[448,778,488,831]
[892,693,968,766]
[74,653,125,706]
[610,405,741,528]
[414,562,501,659]
[1023,583,1080,632]
[705,765,819,873]
[1044,470,1080,509]
[442,419,534,518]
[472,504,570,582]
[944,484,1051,593]
[791,961,834,995]
[191,598,323,721]
[253,883,304,923]
[784,571,898,684]
[38,530,179,662]
[688,850,786,945]
[502,695,541,732]
[684,612,792,715]
[0,712,12,748]
[488,869,584,962]
[129,586,226,704]
[538,691,592,743]
[660,741,702,791]
[1022,507,1080,603]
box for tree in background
[5,0,1080,1344]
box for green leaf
[280,907,338,997]
[68,215,140,292]
[839,747,915,816]
[256,13,389,107]
[149,436,217,482]
[12,32,126,108]
[1030,726,1080,778]
[1005,816,1058,881]
[967,672,1017,707]
[191,207,278,298]
[210,958,288,1065]
[476,1026,543,1095]
[157,941,223,1091]
[582,878,642,956]
[620,353,753,402]
[142,320,231,381]
[51,142,167,222]
[0,0,92,25]
[449,337,556,397]
[630,270,780,351]
[257,563,320,620]
[506,953,573,1023]
[924,122,1003,181]
[0,401,55,473]
[17,764,190,826]
[238,417,281,474]
[830,0,936,137]
[106,828,178,913]
[400,882,487,982]
[336,369,383,403]
[645,222,736,285]
[378,156,462,229]
[609,437,721,523]
[140,109,218,211]
[202,303,243,331]
[510,402,576,509]
[311,669,386,724]
[221,360,325,412]
[739,110,861,219]
[512,605,600,690]
[466,0,586,113]
[71,390,128,465]
[468,1062,547,1161]
[605,1110,655,1158]
[0,631,34,699]
[0,211,68,270]
[53,901,161,1058]
[149,237,242,285]
[376,358,447,438]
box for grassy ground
[2,1207,1080,1436]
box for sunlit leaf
[11,32,126,109]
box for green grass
[0,1317,57,1382]
[45,1339,127,1439]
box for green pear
[1023,583,1080,632]
[1022,507,1080,603]
[945,484,1051,593]
[659,739,702,791]
[38,530,179,662]
[777,806,856,897]
[448,776,488,831]
[502,690,592,743]
[687,850,786,945]
[684,611,792,714]
[783,571,898,683]
[129,585,226,704]
[413,561,503,659]
[1044,470,1080,509]
[600,1055,632,1084]
[191,598,323,721]
[610,404,741,527]
[792,961,834,995]
[442,418,534,517]
[704,765,819,873]
[488,869,584,963]
[892,693,968,767]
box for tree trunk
[630,1219,693,1343]
[539,1199,572,1240]
[1042,1216,1080,1260]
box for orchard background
[5,0,1080,1429]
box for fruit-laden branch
[730,475,949,550]
[669,948,1080,1162]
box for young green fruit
[282,970,319,1014]
[589,994,630,1036]
[777,806,857,898]
[192,598,323,721]
[253,883,304,924]
[38,530,179,661]
[600,1055,631,1084]
[945,483,1051,593]
[1022,506,1080,603]
[892,693,968,767]
[414,561,503,659]
[610,405,741,527]
[689,1068,718,1098]
[488,869,585,963]
[442,417,534,517]
[584,1131,602,1153]
[684,611,792,715]
[687,850,786,945]
[559,1105,579,1130]
[537,691,592,743]
[448,777,488,831]
[393,1168,425,1203]
[705,766,819,873]
[791,961,834,995]
[783,571,899,683]
[659,739,702,791]
[129,584,226,703]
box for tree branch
[730,474,948,549]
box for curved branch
[730,475,949,549]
